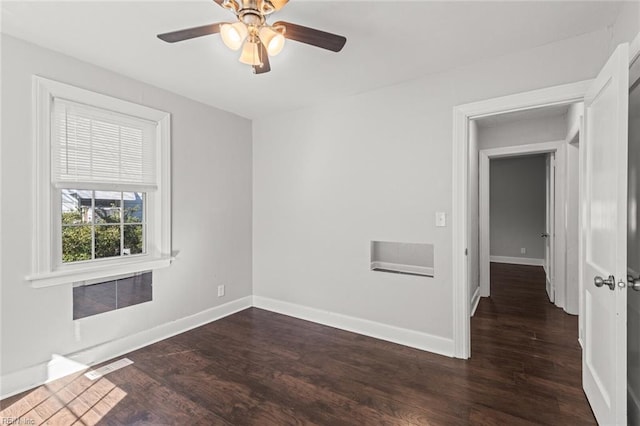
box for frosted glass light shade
[239,40,261,65]
[259,26,285,56]
[220,22,248,51]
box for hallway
[471,262,596,424]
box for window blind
[51,98,158,191]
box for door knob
[541,233,550,238]
[594,275,615,290]
[627,275,640,291]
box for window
[29,77,171,287]
[61,190,145,262]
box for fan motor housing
[239,10,264,26]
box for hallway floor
[470,262,596,424]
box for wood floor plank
[1,262,595,425]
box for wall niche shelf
[370,241,434,277]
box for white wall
[489,156,546,260]
[0,35,253,395]
[478,113,567,150]
[252,28,612,348]
[468,120,480,311]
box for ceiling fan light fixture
[220,21,248,51]
[259,26,285,56]
[157,0,348,75]
[239,39,261,66]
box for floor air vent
[84,358,134,380]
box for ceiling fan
[157,0,347,74]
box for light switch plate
[436,212,446,227]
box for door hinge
[465,248,468,255]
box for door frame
[546,152,556,304]
[627,32,640,426]
[452,81,591,358]
[478,141,563,299]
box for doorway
[451,80,590,359]
[465,104,593,424]
[469,105,582,318]
[453,37,637,424]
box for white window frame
[28,76,172,288]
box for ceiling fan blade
[253,40,271,74]
[157,23,222,43]
[273,21,346,52]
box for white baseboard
[0,296,252,400]
[470,287,481,317]
[252,295,454,357]
[490,256,544,266]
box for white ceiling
[1,1,623,119]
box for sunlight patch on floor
[1,356,128,425]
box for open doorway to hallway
[469,104,583,319]
[464,103,596,423]
[454,42,638,422]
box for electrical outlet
[520,247,526,254]
[217,285,225,297]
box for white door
[545,154,556,302]
[582,43,629,425]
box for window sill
[26,256,173,288]
[370,261,434,277]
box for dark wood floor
[1,263,595,425]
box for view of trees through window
[61,190,145,263]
